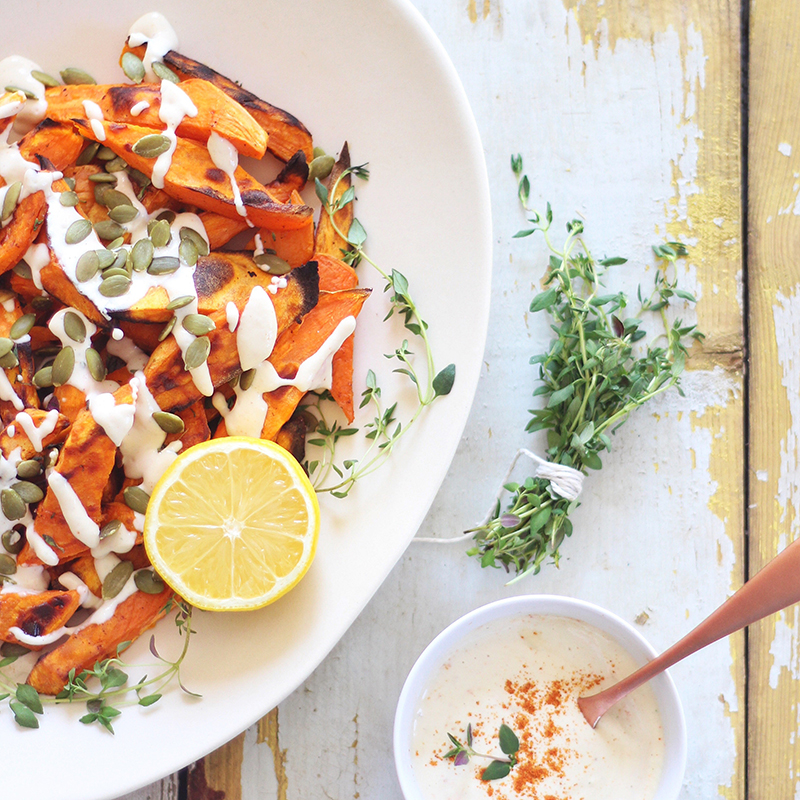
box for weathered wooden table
[118,1,800,797]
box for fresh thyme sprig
[466,155,703,580]
[0,599,197,732]
[302,162,455,497]
[444,722,520,781]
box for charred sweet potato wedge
[314,143,354,260]
[0,590,81,649]
[0,409,70,460]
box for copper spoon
[579,536,800,728]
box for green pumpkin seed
[179,226,209,257]
[152,410,184,435]
[76,139,100,166]
[96,248,116,269]
[0,350,17,370]
[98,188,131,209]
[64,177,76,190]
[98,274,131,298]
[121,51,146,84]
[2,528,24,555]
[106,236,125,250]
[59,190,80,207]
[85,347,107,382]
[3,84,34,100]
[166,295,194,311]
[110,248,128,271]
[132,133,171,159]
[109,205,139,224]
[51,345,75,386]
[182,314,215,336]
[131,238,154,272]
[149,218,171,248]
[0,553,17,575]
[11,481,43,504]
[65,218,92,245]
[0,641,30,657]
[12,262,31,280]
[105,156,128,173]
[254,252,291,275]
[307,154,335,183]
[88,172,117,183]
[1,488,25,521]
[63,310,86,343]
[16,460,41,480]
[93,183,112,206]
[102,559,134,599]
[31,296,51,313]
[9,314,35,341]
[31,70,60,88]
[312,146,327,160]
[129,169,151,192]
[60,67,96,85]
[123,486,150,514]
[178,237,198,266]
[93,220,125,241]
[148,256,180,275]
[99,520,122,540]
[102,266,131,281]
[184,336,211,370]
[151,61,179,83]
[134,569,165,595]
[0,338,13,358]
[158,316,177,342]
[239,368,256,391]
[32,366,53,388]
[75,250,100,282]
[157,210,177,224]
[95,145,117,161]
[2,181,22,221]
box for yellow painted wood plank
[747,1,800,796]
[186,732,245,800]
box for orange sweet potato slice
[197,211,248,250]
[44,79,267,159]
[0,590,81,649]
[0,409,70,460]
[314,143,354,260]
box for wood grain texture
[747,1,800,797]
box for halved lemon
[143,437,319,611]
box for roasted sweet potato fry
[314,143,354,260]
[0,590,81,649]
[0,409,69,460]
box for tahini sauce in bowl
[394,596,686,800]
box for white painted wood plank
[114,775,179,800]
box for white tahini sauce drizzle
[107,332,148,371]
[0,365,23,410]
[152,79,198,189]
[14,409,59,452]
[226,301,239,332]
[46,471,100,549]
[130,100,150,116]
[23,242,49,291]
[82,99,106,142]
[127,12,179,82]
[0,56,47,137]
[237,286,277,370]
[207,132,250,222]
[87,392,135,447]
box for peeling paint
[780,142,793,157]
[257,708,289,800]
[770,606,800,689]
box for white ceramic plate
[0,2,491,798]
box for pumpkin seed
[131,238,154,272]
[158,316,177,342]
[75,140,100,166]
[0,349,17,369]
[93,183,112,206]
[307,154,335,183]
[99,519,121,540]
[129,169,151,192]
[93,219,125,241]
[166,295,194,311]
[0,641,30,657]
[102,266,130,281]
[32,366,53,388]
[59,190,80,207]
[149,218,171,248]
[16,460,41,480]
[151,61,179,83]
[2,528,24,555]
[31,296,51,313]
[98,274,131,297]
[63,311,86,343]
[65,218,92,245]
[1,488,25,521]
[0,338,14,358]
[0,553,16,575]
[64,177,76,190]
[109,204,139,224]
[11,481,43,504]
[134,569,165,595]
[2,181,22,220]
[96,248,116,269]
[148,256,180,275]
[85,347,107,382]
[123,485,150,515]
[9,314,35,341]
[152,410,184,435]
[179,226,209,256]
[98,188,130,209]
[105,156,128,173]
[110,248,129,271]
[184,336,211,370]
[239,368,256,391]
[30,69,60,88]
[121,51,146,84]
[60,67,96,85]
[312,146,327,160]
[102,560,134,599]
[157,210,176,224]
[182,313,215,336]
[88,171,117,183]
[95,145,117,161]
[12,262,31,280]
[178,237,198,266]
[254,252,291,275]
[75,250,100,282]
[3,84,34,100]
[51,345,75,386]
[132,133,171,159]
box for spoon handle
[581,536,800,726]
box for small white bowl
[394,594,686,800]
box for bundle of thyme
[466,156,703,581]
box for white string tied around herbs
[414,448,584,544]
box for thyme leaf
[443,722,520,781]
